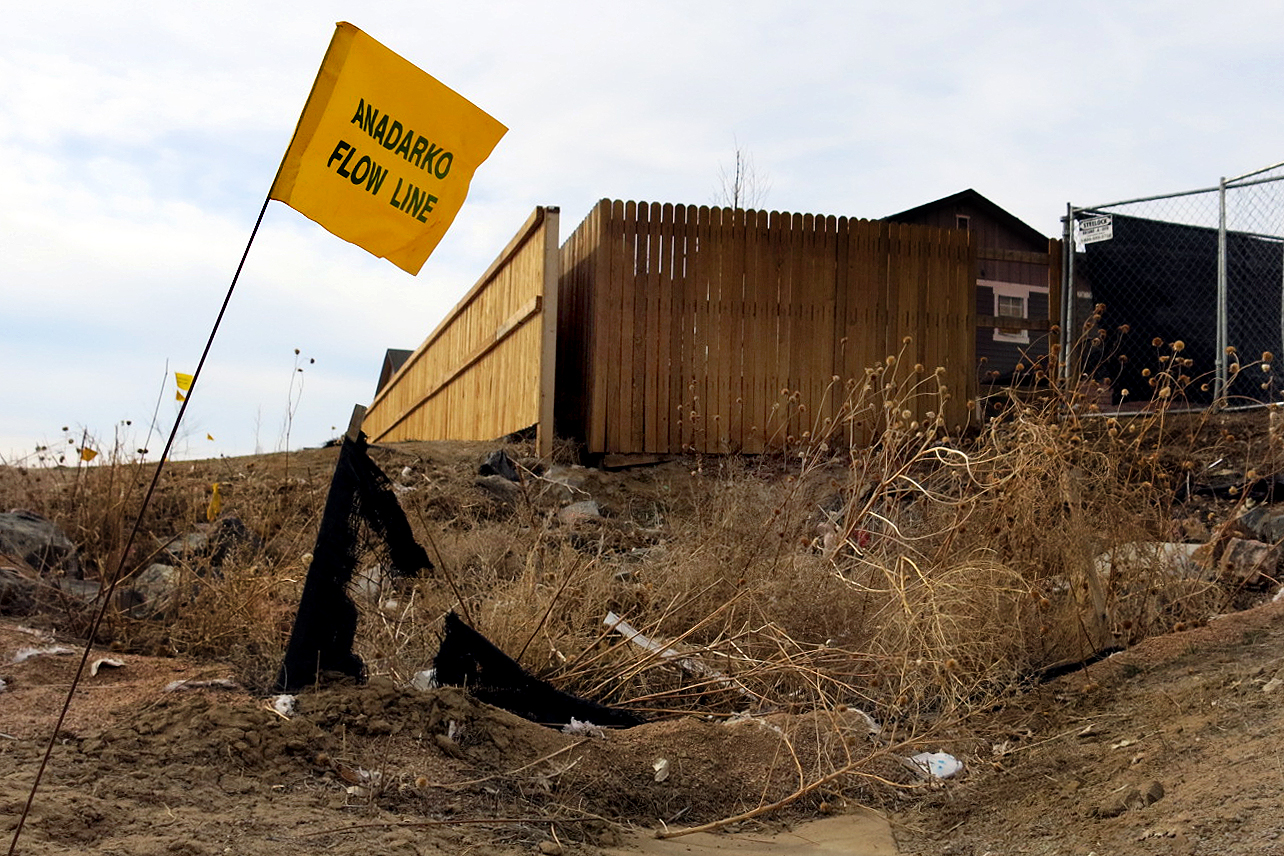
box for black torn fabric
[274,433,433,692]
[433,611,645,729]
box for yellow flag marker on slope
[79,447,98,462]
[175,372,194,391]
[207,483,222,522]
[270,22,507,275]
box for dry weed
[1,320,1275,809]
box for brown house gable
[886,189,1057,384]
[884,188,1047,252]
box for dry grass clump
[2,325,1273,742]
[0,439,339,684]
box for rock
[542,464,588,493]
[558,500,602,525]
[478,449,520,482]
[160,516,260,568]
[0,566,39,614]
[116,563,181,618]
[55,578,101,604]
[161,530,209,558]
[1234,506,1284,544]
[0,511,81,577]
[1216,537,1280,586]
[1094,542,1205,579]
[474,475,522,506]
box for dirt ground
[892,597,1284,856]
[4,599,1284,855]
[0,616,897,855]
[5,418,1284,855]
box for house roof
[884,188,1047,245]
[376,348,414,394]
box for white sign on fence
[1078,215,1113,244]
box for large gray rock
[558,500,603,525]
[474,474,522,506]
[0,511,80,578]
[116,563,181,618]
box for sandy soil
[892,599,1284,856]
[0,617,901,855]
[3,598,1283,855]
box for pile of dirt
[0,622,905,854]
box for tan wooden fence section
[363,206,560,455]
[557,200,976,455]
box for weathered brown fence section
[556,200,976,455]
[364,206,560,455]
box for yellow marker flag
[176,390,186,402]
[207,433,215,441]
[175,372,194,391]
[207,483,222,522]
[270,22,507,275]
[79,447,98,462]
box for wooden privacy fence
[364,199,982,458]
[363,206,560,455]
[557,200,977,455]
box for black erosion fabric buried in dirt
[275,433,433,692]
[434,611,645,729]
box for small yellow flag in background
[207,434,215,441]
[207,483,222,522]
[79,447,98,462]
[175,372,194,391]
[175,391,186,402]
[269,22,507,275]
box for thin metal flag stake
[8,193,273,856]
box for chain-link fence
[1064,162,1284,407]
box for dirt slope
[892,598,1284,856]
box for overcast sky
[4,1,1282,463]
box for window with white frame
[982,280,1048,345]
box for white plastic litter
[11,645,76,664]
[90,658,125,676]
[911,751,963,779]
[603,611,744,695]
[562,718,607,738]
[271,694,297,717]
[163,678,239,693]
[652,758,671,782]
[410,669,437,691]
